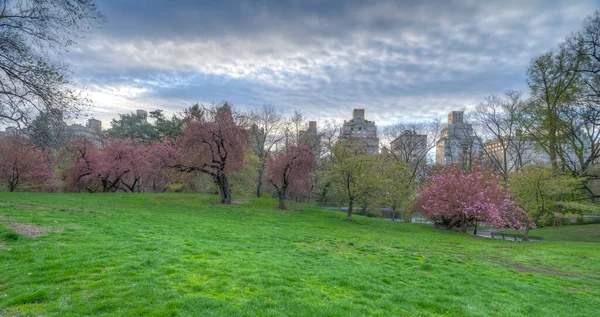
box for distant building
[436,110,481,168]
[86,118,102,134]
[1,117,103,145]
[390,130,427,162]
[136,109,148,121]
[64,118,104,144]
[483,136,550,172]
[340,109,379,154]
[299,121,321,155]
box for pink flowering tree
[412,163,529,232]
[144,140,181,192]
[266,143,316,210]
[0,136,52,191]
[63,139,104,192]
[174,103,246,203]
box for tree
[328,141,378,220]
[173,103,246,204]
[567,11,600,100]
[378,153,414,221]
[149,109,185,140]
[63,139,103,192]
[249,105,286,197]
[509,165,583,240]
[471,92,540,180]
[108,111,159,141]
[412,163,529,233]
[107,109,185,142]
[266,143,316,210]
[0,136,51,191]
[524,48,583,170]
[143,140,182,192]
[0,0,103,128]
[383,119,441,183]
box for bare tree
[471,92,540,180]
[383,119,441,182]
[249,105,286,197]
[0,0,104,129]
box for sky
[64,0,599,129]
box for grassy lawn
[499,224,600,243]
[0,193,599,316]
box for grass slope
[0,193,599,317]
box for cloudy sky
[65,0,598,128]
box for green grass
[499,224,600,243]
[0,193,599,316]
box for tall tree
[378,153,414,221]
[174,103,247,204]
[471,92,540,180]
[249,105,286,197]
[328,141,377,221]
[108,111,159,141]
[524,48,583,170]
[266,143,316,210]
[0,0,103,128]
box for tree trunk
[347,199,353,221]
[256,166,264,197]
[523,227,530,242]
[216,174,232,204]
[460,216,468,233]
[278,190,287,210]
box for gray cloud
[65,0,597,128]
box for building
[390,130,427,162]
[436,110,481,168]
[86,118,102,134]
[339,109,379,154]
[136,109,148,121]
[1,117,103,145]
[299,121,321,155]
[483,136,550,173]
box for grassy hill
[0,193,599,316]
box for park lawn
[0,193,599,317]
[499,224,600,243]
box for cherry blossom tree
[174,103,247,203]
[266,143,316,210]
[143,140,181,192]
[412,163,529,232]
[0,136,51,191]
[63,139,104,192]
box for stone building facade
[436,111,481,168]
[340,109,379,154]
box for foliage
[0,136,51,191]
[266,143,316,210]
[229,151,261,196]
[377,154,414,219]
[327,141,379,220]
[62,138,175,193]
[173,103,247,204]
[107,109,185,141]
[413,163,529,232]
[509,165,585,234]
